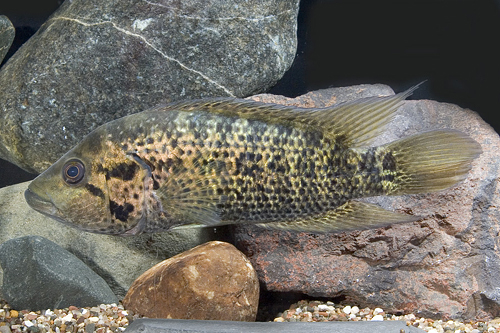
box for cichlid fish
[25,87,481,235]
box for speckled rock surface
[0,236,118,310]
[233,85,500,321]
[0,16,14,64]
[123,241,259,321]
[0,0,300,173]
[0,181,225,299]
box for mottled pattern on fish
[25,87,481,235]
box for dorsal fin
[161,84,421,147]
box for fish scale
[24,86,481,235]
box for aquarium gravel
[1,299,500,333]
[273,300,500,333]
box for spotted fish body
[25,88,481,235]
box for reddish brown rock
[123,241,259,321]
[234,85,500,321]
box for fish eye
[62,159,85,185]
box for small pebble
[342,305,352,314]
[317,304,329,312]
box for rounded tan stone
[123,241,259,321]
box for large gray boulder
[0,0,300,173]
[0,15,14,64]
[0,236,118,310]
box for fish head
[24,127,151,235]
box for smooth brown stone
[123,241,259,321]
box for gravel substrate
[1,299,500,333]
[0,300,139,333]
[273,300,500,333]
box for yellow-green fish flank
[25,87,481,235]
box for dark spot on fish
[108,162,139,181]
[358,159,366,170]
[171,139,177,149]
[122,143,129,150]
[85,183,105,200]
[267,161,275,170]
[109,200,134,222]
[382,174,395,182]
[137,141,145,146]
[153,180,160,190]
[134,193,139,199]
[382,153,396,171]
[146,137,154,144]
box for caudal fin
[386,130,481,195]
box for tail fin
[386,130,481,195]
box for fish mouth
[24,187,65,222]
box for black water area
[1,0,500,188]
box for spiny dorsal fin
[256,200,419,233]
[162,84,421,147]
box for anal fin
[257,201,419,233]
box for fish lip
[24,187,65,222]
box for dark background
[1,0,500,188]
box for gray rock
[0,0,300,174]
[124,318,425,333]
[0,236,118,310]
[0,181,225,299]
[234,85,500,321]
[0,16,15,64]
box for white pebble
[349,313,357,319]
[23,321,34,328]
[343,305,352,314]
[373,308,384,315]
[295,308,302,314]
[350,306,360,314]
[61,313,73,322]
[317,304,329,312]
[428,329,438,333]
[371,314,384,321]
[88,317,99,323]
